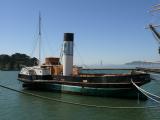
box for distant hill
[125,61,160,66]
[0,53,38,70]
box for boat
[18,14,151,100]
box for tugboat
[18,14,151,99]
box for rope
[132,81,160,99]
[131,80,160,103]
[136,87,160,104]
[0,83,160,109]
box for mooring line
[0,83,160,109]
[131,80,160,104]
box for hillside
[0,53,38,70]
[125,61,160,66]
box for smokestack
[63,33,74,76]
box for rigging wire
[29,13,56,63]
[41,21,56,58]
[59,43,63,64]
[74,43,89,68]
[30,14,42,60]
[30,36,39,58]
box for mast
[38,12,41,66]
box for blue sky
[0,0,159,65]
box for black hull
[17,73,151,100]
[18,73,150,88]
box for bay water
[0,71,160,120]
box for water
[0,71,160,120]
